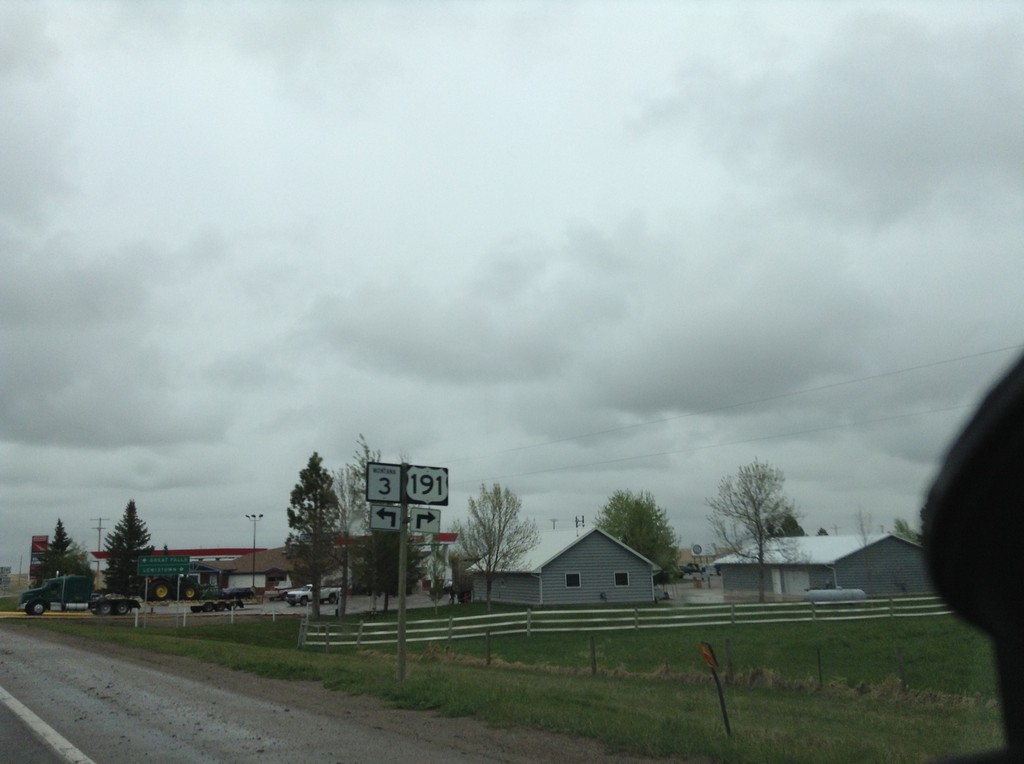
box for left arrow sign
[369,504,400,531]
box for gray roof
[714,533,911,566]
[495,527,661,573]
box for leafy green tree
[103,500,153,594]
[452,483,538,612]
[892,517,922,544]
[706,459,800,603]
[594,490,679,584]
[285,451,341,618]
[425,539,448,613]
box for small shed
[714,534,933,599]
[471,527,661,606]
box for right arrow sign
[411,507,441,534]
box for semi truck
[19,575,250,616]
[20,575,140,616]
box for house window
[614,572,629,587]
[565,572,581,588]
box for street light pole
[244,513,263,593]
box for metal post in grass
[590,634,597,676]
[896,646,907,692]
[396,463,410,682]
[698,641,732,737]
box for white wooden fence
[299,595,951,649]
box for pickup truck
[285,584,342,606]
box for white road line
[0,684,96,764]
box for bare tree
[452,483,538,613]
[706,459,800,603]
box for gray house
[714,534,933,599]
[471,527,661,606]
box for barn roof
[714,533,915,566]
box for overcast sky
[3,2,1023,574]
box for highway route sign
[366,462,402,502]
[405,465,449,505]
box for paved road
[0,628,502,764]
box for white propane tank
[805,588,867,603]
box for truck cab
[19,575,93,615]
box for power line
[453,403,973,487]
[443,343,1020,467]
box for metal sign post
[699,641,731,736]
[397,463,410,682]
[367,460,447,683]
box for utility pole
[91,517,109,582]
[244,514,263,594]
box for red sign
[699,641,719,670]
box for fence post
[634,609,639,631]
[448,614,454,647]
[896,646,907,692]
[324,624,330,652]
[485,629,492,666]
[730,604,736,624]
[527,608,532,637]
[357,621,364,647]
[889,598,895,617]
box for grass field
[0,600,1006,762]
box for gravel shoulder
[6,626,678,764]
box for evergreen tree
[350,530,424,612]
[103,500,153,594]
[40,520,95,580]
[39,519,72,580]
[285,452,341,618]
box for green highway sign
[137,555,190,576]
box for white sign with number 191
[405,465,448,506]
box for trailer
[19,575,249,616]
